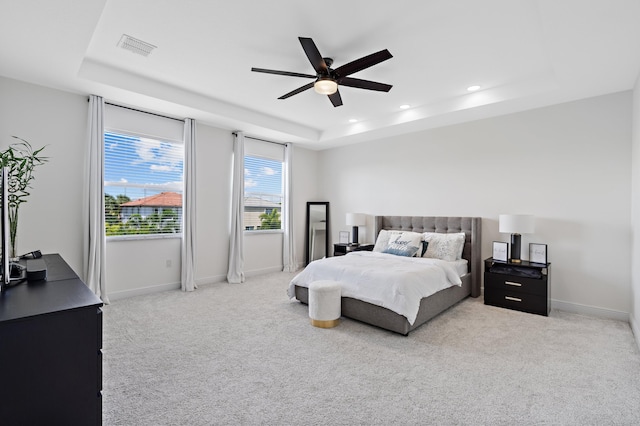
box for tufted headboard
[374,216,482,297]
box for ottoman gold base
[310,318,339,328]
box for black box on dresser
[484,258,551,316]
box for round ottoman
[308,280,341,328]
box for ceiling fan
[251,37,393,107]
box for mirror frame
[305,201,330,265]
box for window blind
[244,141,284,231]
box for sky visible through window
[244,156,283,202]
[104,132,184,201]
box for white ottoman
[308,280,341,328]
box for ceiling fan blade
[251,68,316,79]
[333,49,393,78]
[298,37,328,74]
[339,77,392,92]
[278,82,315,99]
[328,90,343,107]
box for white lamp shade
[346,213,366,226]
[499,214,535,234]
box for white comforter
[288,251,465,325]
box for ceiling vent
[117,34,156,57]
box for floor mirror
[305,202,329,265]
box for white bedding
[288,251,467,325]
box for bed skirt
[294,273,473,336]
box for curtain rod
[102,101,185,123]
[233,132,286,146]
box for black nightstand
[333,243,374,256]
[484,258,551,316]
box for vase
[8,205,18,261]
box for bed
[289,216,482,335]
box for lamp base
[352,226,359,245]
[510,233,522,263]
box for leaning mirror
[305,202,329,265]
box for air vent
[117,34,156,57]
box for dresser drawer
[484,272,547,297]
[484,287,549,316]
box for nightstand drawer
[484,272,547,297]
[484,287,549,315]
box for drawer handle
[505,296,522,302]
[505,281,522,287]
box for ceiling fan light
[314,78,338,95]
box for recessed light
[349,119,358,123]
[467,85,481,92]
[399,104,410,110]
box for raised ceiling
[2,0,640,149]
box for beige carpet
[102,271,640,425]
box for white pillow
[373,230,424,254]
[422,232,466,261]
[372,229,402,252]
[382,232,422,257]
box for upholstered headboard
[374,216,482,297]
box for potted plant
[0,136,48,259]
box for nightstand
[484,258,551,316]
[333,243,374,256]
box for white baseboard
[244,265,283,278]
[195,267,289,287]
[108,266,296,301]
[552,298,629,322]
[630,313,640,351]
[195,274,227,286]
[108,281,181,301]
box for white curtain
[282,143,296,272]
[83,95,109,303]
[181,118,197,291]
[227,132,245,283]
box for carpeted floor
[102,271,640,425]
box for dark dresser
[484,257,551,316]
[0,254,103,425]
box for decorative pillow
[422,232,466,261]
[382,232,422,257]
[372,229,402,252]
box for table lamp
[346,213,366,245]
[499,214,534,263]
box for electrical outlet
[166,259,172,268]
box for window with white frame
[244,140,284,232]
[103,104,185,238]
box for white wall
[0,76,87,274]
[631,75,640,343]
[319,92,632,319]
[292,145,322,267]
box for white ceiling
[2,0,640,150]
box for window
[244,155,283,231]
[104,131,184,237]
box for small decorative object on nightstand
[484,257,550,316]
[492,241,508,262]
[333,243,374,256]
